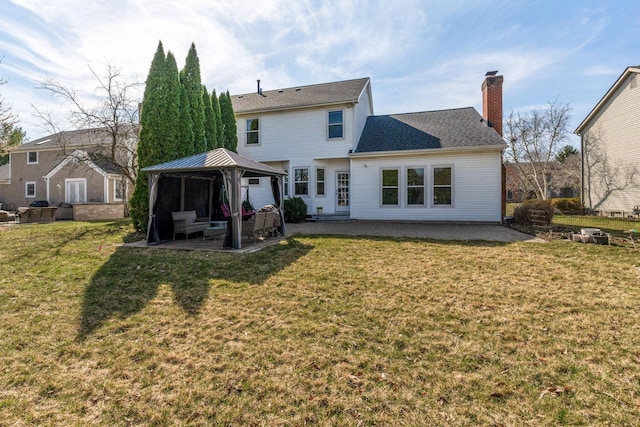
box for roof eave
[234,99,358,115]
[575,66,640,134]
[349,144,506,159]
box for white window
[406,167,425,205]
[246,118,259,145]
[433,166,453,206]
[66,178,87,203]
[114,179,125,201]
[25,181,36,198]
[283,171,289,197]
[381,169,399,205]
[27,152,38,164]
[316,168,325,196]
[328,110,343,139]
[247,178,260,186]
[294,168,309,196]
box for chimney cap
[485,70,499,76]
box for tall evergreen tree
[180,43,206,154]
[177,82,194,157]
[130,41,181,231]
[210,89,224,148]
[202,85,216,150]
[219,90,237,152]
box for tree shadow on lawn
[77,238,312,340]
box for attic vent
[35,139,51,145]
[278,90,284,93]
[238,95,244,98]
[295,88,301,91]
[631,74,638,89]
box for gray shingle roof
[142,148,285,177]
[231,78,370,113]
[353,107,505,154]
[12,126,139,152]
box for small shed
[142,148,286,249]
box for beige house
[575,66,640,214]
[0,128,137,220]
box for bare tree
[504,100,572,200]
[0,57,25,163]
[550,153,581,197]
[33,64,141,193]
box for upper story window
[294,167,309,196]
[246,119,259,145]
[433,167,452,206]
[328,110,344,139]
[27,152,38,164]
[381,169,399,205]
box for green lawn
[1,220,639,426]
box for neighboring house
[232,73,506,222]
[575,66,640,214]
[505,161,580,203]
[0,128,136,220]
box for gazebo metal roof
[142,148,285,177]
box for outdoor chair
[171,210,209,240]
[263,211,281,237]
[243,211,267,242]
[40,207,57,223]
[0,210,16,223]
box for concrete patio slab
[285,220,544,243]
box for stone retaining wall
[73,203,124,221]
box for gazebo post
[231,168,242,249]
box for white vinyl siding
[582,72,640,212]
[350,150,503,222]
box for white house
[232,73,506,222]
[575,66,640,214]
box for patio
[124,231,285,254]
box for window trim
[406,166,426,206]
[25,181,36,198]
[381,168,400,207]
[27,151,38,165]
[315,167,326,197]
[247,177,261,186]
[327,110,344,140]
[431,165,454,207]
[246,118,260,145]
[293,167,310,197]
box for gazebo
[142,148,286,249]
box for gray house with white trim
[0,128,135,219]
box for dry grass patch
[1,221,639,425]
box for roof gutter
[234,100,357,115]
[348,144,506,159]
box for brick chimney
[481,71,503,137]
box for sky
[1,0,639,146]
